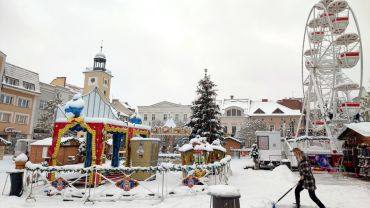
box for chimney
[262,99,268,102]
[230,95,234,100]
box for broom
[272,183,298,208]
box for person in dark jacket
[251,144,259,170]
[292,148,325,208]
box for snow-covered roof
[224,136,242,143]
[194,143,213,152]
[31,137,79,146]
[249,101,301,116]
[3,63,41,94]
[216,99,250,114]
[131,137,160,142]
[211,145,226,152]
[341,122,370,137]
[163,119,176,128]
[55,117,151,130]
[178,143,193,152]
[0,137,11,145]
[95,52,106,59]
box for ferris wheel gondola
[296,0,364,154]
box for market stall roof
[131,137,160,141]
[338,122,370,138]
[56,87,119,120]
[31,137,80,146]
[55,117,151,130]
[0,137,11,145]
[224,136,242,143]
[163,118,176,128]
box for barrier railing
[24,156,232,204]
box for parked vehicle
[255,131,298,169]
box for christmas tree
[187,69,224,143]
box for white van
[255,131,298,169]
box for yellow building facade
[0,61,40,142]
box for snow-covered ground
[0,155,369,208]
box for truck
[255,131,298,169]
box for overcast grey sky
[0,0,369,107]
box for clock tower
[83,45,113,99]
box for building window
[183,114,187,121]
[224,126,228,133]
[4,76,19,86]
[103,78,109,87]
[232,126,236,136]
[227,110,231,116]
[227,109,242,117]
[143,114,147,121]
[254,108,265,114]
[39,100,48,110]
[15,114,28,124]
[23,81,35,90]
[0,94,13,105]
[18,98,30,108]
[270,125,275,131]
[0,112,11,122]
[175,114,179,121]
[152,114,155,121]
[163,114,167,121]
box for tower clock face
[89,77,97,85]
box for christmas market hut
[210,139,226,163]
[0,137,11,160]
[337,122,370,175]
[29,136,82,165]
[179,136,214,165]
[223,136,242,155]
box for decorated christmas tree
[187,69,224,143]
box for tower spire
[100,40,103,53]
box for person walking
[251,144,259,170]
[292,148,326,208]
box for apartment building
[0,62,40,144]
[138,101,192,127]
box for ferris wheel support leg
[295,91,309,138]
[310,70,336,151]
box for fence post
[25,170,36,202]
[161,171,165,201]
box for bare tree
[34,92,62,139]
[236,118,268,147]
[151,119,164,127]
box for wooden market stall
[29,137,82,165]
[0,137,11,160]
[337,122,370,177]
[223,136,242,155]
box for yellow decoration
[194,169,206,178]
[51,120,96,182]
[67,117,84,123]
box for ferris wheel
[296,0,363,150]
